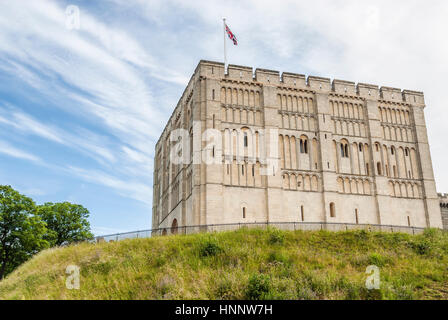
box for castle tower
[152,60,443,233]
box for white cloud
[0,140,41,163]
[1,0,448,230]
[124,0,448,192]
[66,166,153,206]
[0,107,116,164]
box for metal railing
[94,222,427,243]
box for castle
[439,194,448,229]
[152,60,444,233]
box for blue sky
[1,0,448,235]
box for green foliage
[0,185,49,279]
[214,277,235,300]
[246,274,271,300]
[368,253,392,267]
[1,228,448,300]
[0,185,93,279]
[198,236,222,257]
[267,250,291,266]
[410,239,432,255]
[37,202,93,246]
[267,228,285,245]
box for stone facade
[439,194,448,230]
[152,60,443,232]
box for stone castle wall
[439,193,448,230]
[152,60,443,232]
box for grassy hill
[0,228,447,300]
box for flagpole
[223,17,227,75]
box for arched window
[171,219,178,235]
[391,147,395,155]
[299,136,309,154]
[340,140,349,158]
[377,162,382,176]
[244,132,248,147]
[330,202,336,218]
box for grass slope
[1,228,448,300]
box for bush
[410,239,431,255]
[268,229,285,245]
[198,237,222,257]
[246,274,271,300]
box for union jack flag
[225,24,238,45]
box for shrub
[268,229,285,245]
[198,237,222,257]
[246,274,271,300]
[410,239,431,255]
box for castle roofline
[196,60,425,103]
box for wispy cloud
[0,140,41,163]
[66,166,152,206]
[0,106,115,164]
[0,0,447,233]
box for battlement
[439,193,448,208]
[439,193,448,200]
[197,60,425,104]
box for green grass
[1,228,448,300]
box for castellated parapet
[152,60,442,232]
[439,193,448,230]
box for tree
[0,186,49,279]
[37,202,93,246]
